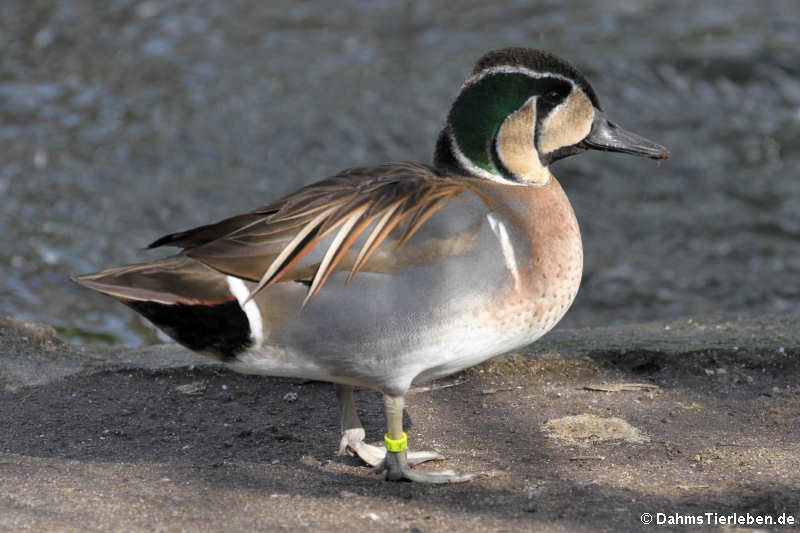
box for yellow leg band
[384,432,408,453]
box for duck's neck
[433,128,462,174]
[433,126,552,187]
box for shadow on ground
[1,314,798,532]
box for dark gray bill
[581,110,670,159]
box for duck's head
[434,47,669,184]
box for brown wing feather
[148,211,276,249]
[151,162,476,304]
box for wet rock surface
[1,314,798,532]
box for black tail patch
[127,299,252,361]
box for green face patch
[449,73,570,178]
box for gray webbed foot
[336,385,484,482]
[374,450,482,484]
[338,427,444,467]
[336,384,444,467]
[376,394,488,483]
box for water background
[2,0,799,345]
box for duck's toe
[338,427,385,466]
[339,428,444,467]
[406,449,445,465]
[374,451,487,484]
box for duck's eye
[538,79,572,107]
[543,87,568,102]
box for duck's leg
[336,384,385,466]
[336,385,443,467]
[374,394,480,483]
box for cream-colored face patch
[537,90,594,155]
[495,97,548,184]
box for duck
[74,47,669,483]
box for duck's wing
[148,162,484,306]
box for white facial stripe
[494,96,548,184]
[487,213,521,291]
[450,65,583,183]
[447,129,524,186]
[462,65,575,90]
[538,90,594,154]
[226,275,264,347]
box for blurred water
[1,0,799,345]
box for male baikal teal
[75,48,669,483]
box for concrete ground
[1,314,798,532]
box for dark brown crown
[471,47,601,109]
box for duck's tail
[72,256,255,360]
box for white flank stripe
[487,214,521,290]
[226,275,264,347]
